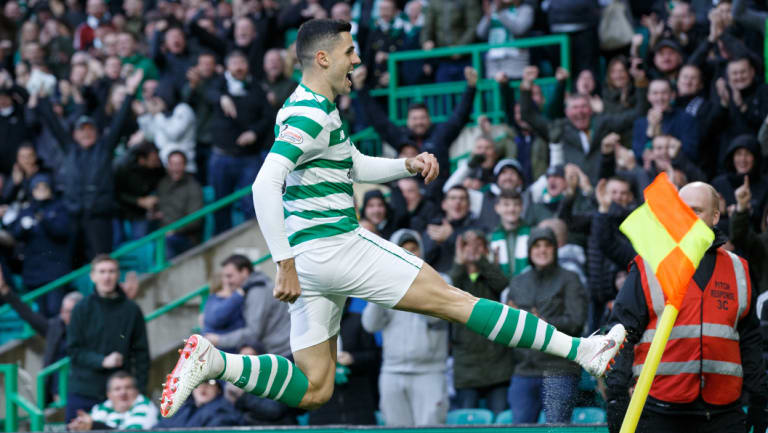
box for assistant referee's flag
[617,173,714,433]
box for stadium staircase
[0,36,591,431]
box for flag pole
[619,304,680,433]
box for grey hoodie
[216,271,292,357]
[361,229,448,373]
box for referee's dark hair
[295,19,351,67]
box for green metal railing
[1,363,45,432]
[352,34,570,156]
[1,255,272,432]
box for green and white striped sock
[216,351,308,407]
[466,298,581,360]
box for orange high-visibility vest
[632,249,751,405]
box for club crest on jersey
[278,125,303,145]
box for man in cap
[33,70,144,263]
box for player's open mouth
[346,72,352,86]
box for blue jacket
[632,108,700,163]
[156,395,243,428]
[202,292,246,349]
[9,198,70,287]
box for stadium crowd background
[1,0,768,429]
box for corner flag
[617,173,714,433]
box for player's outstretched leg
[395,264,626,377]
[159,335,311,417]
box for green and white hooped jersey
[488,7,521,59]
[268,84,359,254]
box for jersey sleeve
[269,112,330,169]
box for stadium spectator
[117,31,159,82]
[7,173,70,317]
[648,38,685,82]
[204,254,290,357]
[505,226,587,423]
[1,144,46,206]
[360,190,397,240]
[33,69,144,263]
[202,269,247,354]
[546,0,599,77]
[422,185,481,273]
[420,0,481,82]
[632,78,699,164]
[443,136,503,200]
[476,0,533,79]
[180,51,219,183]
[361,0,406,88]
[362,229,449,426]
[66,255,149,422]
[207,50,273,234]
[151,24,195,94]
[489,189,529,279]
[135,85,197,172]
[538,218,586,287]
[67,371,159,431]
[0,70,30,176]
[389,177,439,233]
[0,270,82,404]
[261,49,298,109]
[113,142,165,243]
[156,379,243,428]
[224,343,296,425]
[449,229,513,414]
[74,0,109,51]
[353,66,478,198]
[155,150,204,258]
[520,65,649,184]
[712,135,768,230]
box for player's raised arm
[349,145,439,184]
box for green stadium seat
[494,409,514,424]
[375,410,385,426]
[572,407,606,424]
[445,409,494,425]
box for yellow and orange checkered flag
[617,173,714,433]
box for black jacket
[8,197,71,287]
[422,213,481,273]
[67,288,149,400]
[113,151,166,221]
[606,233,768,416]
[157,394,243,428]
[358,84,476,196]
[36,95,135,217]
[0,85,30,176]
[0,289,67,403]
[205,75,273,156]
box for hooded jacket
[215,271,291,357]
[711,134,768,230]
[362,229,448,374]
[361,190,397,239]
[507,227,588,377]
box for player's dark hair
[221,254,254,273]
[295,19,351,67]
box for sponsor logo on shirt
[279,125,303,145]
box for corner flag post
[617,173,714,433]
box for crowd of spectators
[2,0,768,428]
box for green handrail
[1,363,45,432]
[0,185,252,319]
[35,357,69,410]
[14,254,273,431]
